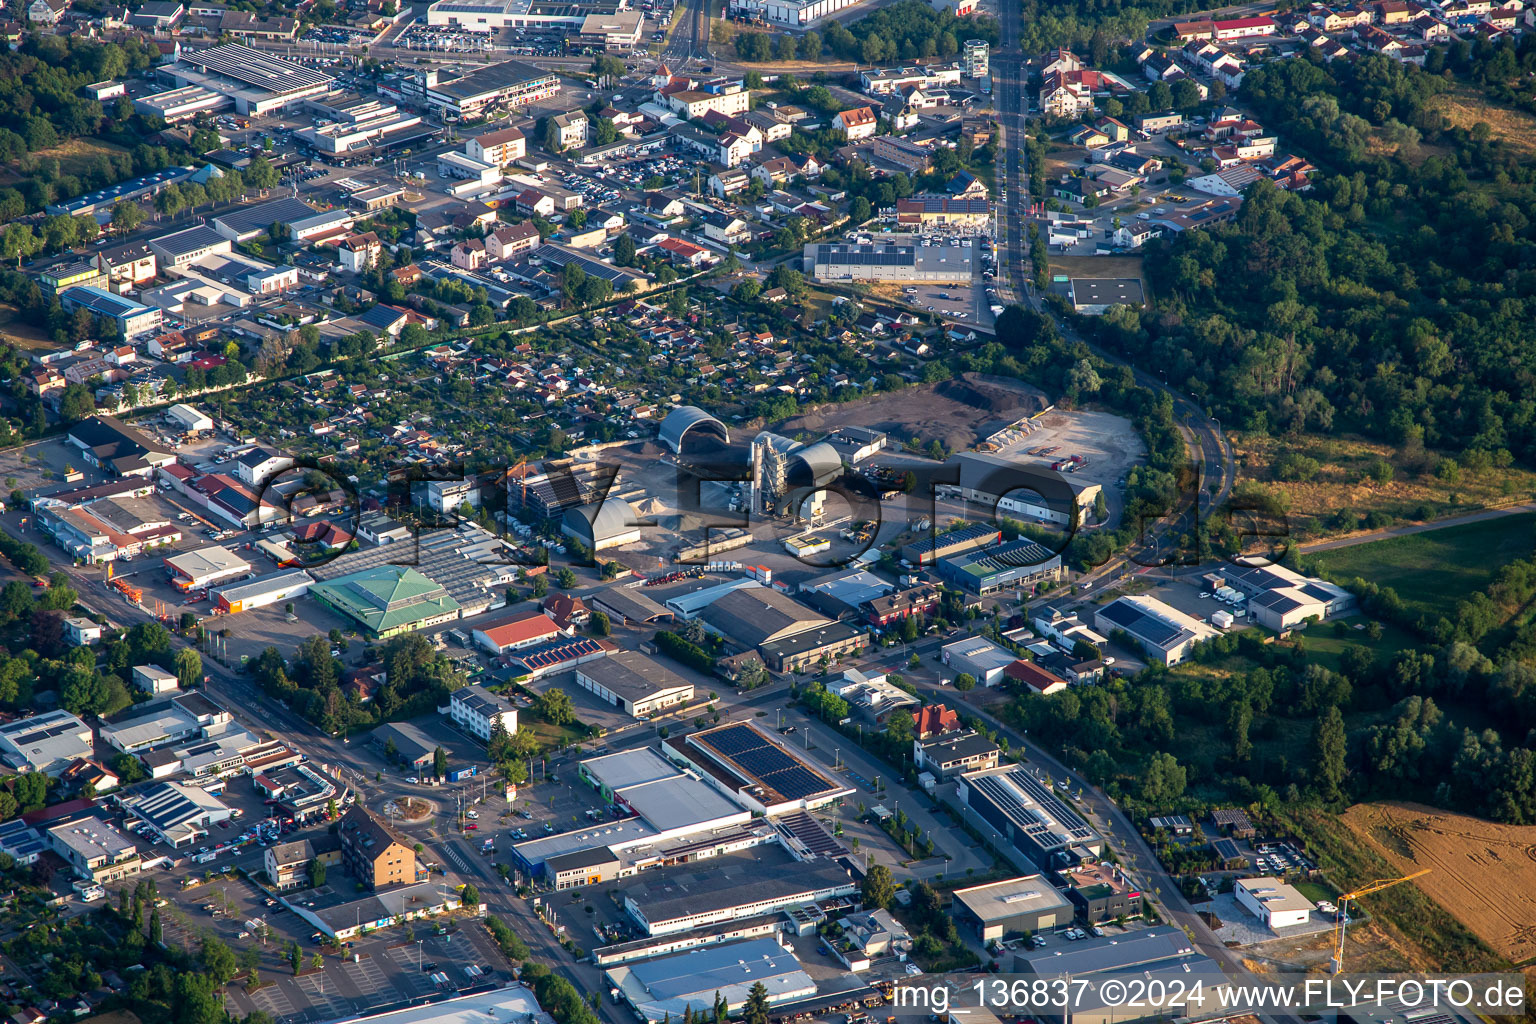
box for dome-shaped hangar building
[658,406,730,458]
[785,440,843,490]
[562,499,642,552]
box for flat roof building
[1062,861,1142,923]
[163,545,251,590]
[1234,876,1313,930]
[804,240,975,282]
[168,43,335,115]
[446,683,517,742]
[47,818,142,883]
[666,722,853,815]
[941,635,1018,687]
[938,537,1065,596]
[60,286,162,340]
[210,569,313,614]
[913,729,1001,779]
[958,764,1105,873]
[951,875,1074,941]
[573,651,694,718]
[902,522,1002,567]
[605,938,815,1024]
[408,59,561,119]
[621,855,856,936]
[0,710,94,775]
[126,780,233,847]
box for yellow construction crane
[1330,869,1430,973]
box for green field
[1305,513,1536,620]
[1290,617,1422,672]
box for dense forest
[732,0,998,64]
[1083,44,1536,464]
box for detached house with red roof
[833,106,878,140]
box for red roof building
[470,609,563,654]
[914,704,960,739]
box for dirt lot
[1341,801,1536,963]
[778,372,1049,454]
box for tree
[246,155,279,192]
[461,883,480,908]
[861,863,896,910]
[433,745,449,779]
[1140,752,1187,803]
[174,648,202,688]
[306,857,326,888]
[885,708,914,745]
[556,567,577,589]
[542,117,564,154]
[953,672,976,691]
[743,981,771,1024]
[1311,706,1348,805]
[612,233,637,266]
[111,200,144,234]
[58,382,97,423]
[201,935,238,984]
[535,687,575,726]
[149,906,162,945]
[590,610,611,636]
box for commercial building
[166,404,213,433]
[133,665,181,696]
[902,522,1001,567]
[166,43,335,115]
[467,125,526,166]
[164,546,251,591]
[941,635,1018,687]
[125,780,234,847]
[0,710,94,775]
[1234,877,1313,929]
[951,875,1073,941]
[149,224,233,268]
[296,98,427,158]
[1062,861,1141,922]
[574,10,645,49]
[1069,278,1146,314]
[941,452,1101,528]
[293,881,459,941]
[573,651,695,718]
[60,287,162,339]
[913,730,1000,779]
[799,568,893,620]
[211,569,314,614]
[621,855,856,936]
[305,520,516,619]
[337,805,417,890]
[804,240,975,283]
[101,691,231,754]
[40,261,108,296]
[369,722,437,772]
[310,566,462,639]
[665,721,853,815]
[44,165,198,218]
[47,819,142,883]
[406,60,561,119]
[891,197,993,233]
[726,0,866,27]
[958,764,1105,872]
[211,197,352,243]
[265,836,341,890]
[605,938,816,1023]
[92,241,158,291]
[426,0,632,31]
[446,683,518,742]
[504,636,611,679]
[1093,596,1218,666]
[1216,560,1356,631]
[470,608,563,654]
[135,85,231,122]
[939,538,1065,596]
[1014,927,1225,1024]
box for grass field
[1286,617,1423,672]
[1305,514,1536,621]
[0,303,56,351]
[1432,82,1536,158]
[1234,432,1536,539]
[5,138,128,181]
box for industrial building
[665,722,853,815]
[957,764,1105,873]
[304,520,516,620]
[148,224,232,268]
[727,0,866,27]
[135,85,230,122]
[803,240,976,283]
[573,651,694,718]
[66,418,176,480]
[940,452,1101,528]
[211,569,314,614]
[125,780,234,847]
[621,853,856,936]
[165,43,335,115]
[100,691,232,755]
[657,405,730,457]
[605,938,815,1023]
[163,546,251,591]
[1234,877,1313,929]
[211,196,352,244]
[951,875,1073,941]
[1013,926,1226,1024]
[60,286,162,339]
[404,60,560,119]
[1215,560,1356,631]
[1068,278,1146,315]
[561,498,641,552]
[310,565,462,639]
[504,636,611,679]
[937,537,1065,595]
[902,522,1001,567]
[1093,596,1218,666]
[0,710,94,775]
[470,608,564,654]
[45,165,198,218]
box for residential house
[451,238,487,270]
[336,806,416,889]
[337,231,382,275]
[552,111,589,150]
[487,222,541,260]
[833,106,878,139]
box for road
[1297,502,1536,554]
[662,0,710,65]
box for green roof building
[310,565,461,639]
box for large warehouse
[605,938,815,1023]
[957,764,1105,873]
[657,405,730,457]
[1234,876,1313,930]
[310,566,462,639]
[405,60,561,119]
[1093,595,1217,666]
[573,651,694,718]
[941,452,1101,528]
[803,240,975,283]
[937,537,1065,596]
[951,875,1074,942]
[426,0,632,31]
[211,569,313,614]
[621,854,857,936]
[166,43,334,115]
[1014,927,1224,1024]
[561,499,641,552]
[1217,560,1357,631]
[665,722,853,815]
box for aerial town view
[0,0,1532,1022]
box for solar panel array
[971,768,1097,847]
[7,716,83,746]
[512,637,605,671]
[814,246,915,267]
[697,724,834,802]
[185,43,332,94]
[1098,599,1184,648]
[1211,838,1241,861]
[773,810,845,857]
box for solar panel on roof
[1099,600,1182,647]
